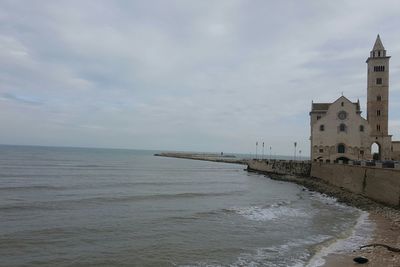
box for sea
[0,145,373,267]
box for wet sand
[322,212,400,267]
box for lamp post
[255,142,258,160]
[294,142,297,161]
[262,142,265,160]
[269,146,272,161]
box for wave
[226,201,308,221]
[0,190,245,211]
[180,234,332,267]
[0,185,64,191]
[307,190,356,210]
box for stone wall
[247,159,400,207]
[247,160,311,177]
[311,162,400,207]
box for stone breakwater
[154,152,249,165]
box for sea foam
[227,201,308,221]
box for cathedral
[310,35,400,162]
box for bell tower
[366,35,392,160]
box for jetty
[154,152,248,165]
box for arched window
[377,95,381,101]
[337,144,345,153]
[319,124,325,131]
[359,125,364,132]
[371,142,380,160]
[339,123,346,132]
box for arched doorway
[336,156,350,164]
[371,142,381,160]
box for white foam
[229,203,308,222]
[306,211,374,267]
[308,191,356,210]
[229,234,331,267]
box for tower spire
[372,34,385,51]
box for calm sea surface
[0,145,366,267]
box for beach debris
[353,256,369,264]
[360,243,400,252]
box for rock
[353,256,369,264]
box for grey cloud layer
[1,0,400,154]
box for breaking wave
[226,201,308,221]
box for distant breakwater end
[154,152,249,165]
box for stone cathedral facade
[310,35,400,162]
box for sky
[1,0,400,156]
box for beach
[323,211,400,266]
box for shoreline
[322,211,400,267]
[155,154,399,265]
[247,169,400,266]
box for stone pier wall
[247,160,311,177]
[247,160,400,207]
[311,162,400,207]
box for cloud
[1,0,400,155]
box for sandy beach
[322,211,400,267]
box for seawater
[0,145,371,267]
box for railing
[312,158,400,169]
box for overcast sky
[1,0,400,155]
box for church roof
[311,103,331,111]
[372,34,385,51]
[311,100,360,112]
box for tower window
[359,125,364,132]
[377,95,382,101]
[337,144,345,153]
[377,110,381,116]
[319,148,324,153]
[373,66,384,72]
[339,123,346,132]
[320,124,325,131]
[377,124,381,131]
[341,102,344,107]
[376,78,382,84]
[316,115,321,120]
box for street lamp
[255,142,258,160]
[269,146,272,161]
[262,142,265,160]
